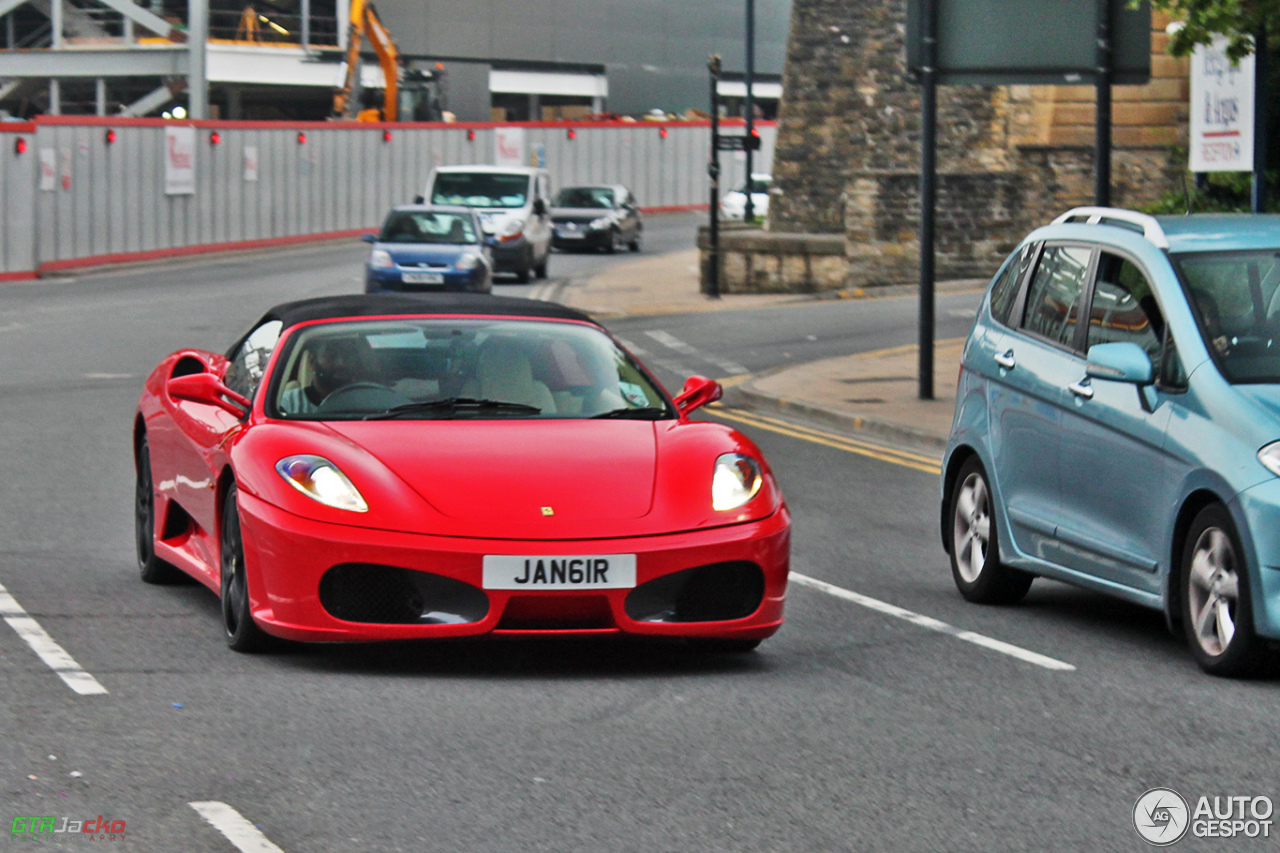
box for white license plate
[482,554,636,590]
[402,272,444,284]
[556,230,585,239]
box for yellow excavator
[332,0,438,121]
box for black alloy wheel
[136,435,183,584]
[514,249,535,284]
[628,227,642,252]
[220,484,271,652]
[535,250,549,279]
[948,456,1033,604]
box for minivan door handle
[1068,379,1095,400]
[994,350,1016,370]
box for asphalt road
[1,225,1277,852]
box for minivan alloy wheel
[953,471,990,583]
[1187,526,1240,656]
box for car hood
[324,419,657,523]
[1234,384,1280,424]
[375,242,475,265]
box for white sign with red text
[494,127,525,167]
[164,126,196,195]
[1190,37,1254,172]
[38,148,55,191]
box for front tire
[514,250,534,284]
[1181,504,1265,676]
[136,435,183,584]
[628,228,642,252]
[220,485,270,653]
[535,250,549,280]
[948,457,1033,604]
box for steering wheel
[316,382,408,414]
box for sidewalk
[574,248,981,454]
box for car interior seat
[461,336,555,413]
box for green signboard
[906,0,1151,86]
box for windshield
[431,173,530,209]
[554,187,615,208]
[268,318,672,420]
[1175,250,1280,383]
[379,211,478,244]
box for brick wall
[769,0,1189,289]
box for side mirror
[532,198,547,216]
[361,233,376,243]
[413,194,425,204]
[167,372,251,416]
[1085,342,1154,385]
[673,375,723,415]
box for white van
[421,165,553,283]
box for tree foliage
[1147,0,1280,60]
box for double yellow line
[706,405,943,475]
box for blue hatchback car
[944,207,1280,675]
[364,205,492,294]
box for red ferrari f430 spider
[134,295,790,652]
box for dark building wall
[374,0,791,115]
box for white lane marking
[644,329,749,376]
[190,802,286,853]
[790,572,1076,672]
[615,336,690,377]
[0,582,108,695]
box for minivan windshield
[1175,250,1280,383]
[431,173,530,209]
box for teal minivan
[943,207,1280,676]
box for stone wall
[764,0,1189,290]
[698,227,846,294]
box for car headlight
[589,216,612,230]
[455,252,481,271]
[276,455,368,512]
[1258,441,1280,477]
[369,249,394,269]
[712,453,763,511]
[498,219,525,241]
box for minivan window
[1175,250,1280,383]
[1087,252,1163,362]
[989,242,1036,326]
[432,173,530,209]
[1021,244,1092,349]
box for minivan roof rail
[1051,206,1169,249]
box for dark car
[551,185,643,253]
[364,205,492,294]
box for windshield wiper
[590,406,668,420]
[364,397,542,420]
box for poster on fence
[243,145,259,182]
[39,148,55,191]
[494,127,525,167]
[164,126,196,195]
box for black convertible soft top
[225,294,599,360]
[263,293,595,330]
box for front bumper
[365,266,486,293]
[237,490,790,643]
[487,236,532,272]
[552,224,610,250]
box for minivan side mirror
[532,198,547,216]
[413,195,425,204]
[1085,342,1154,385]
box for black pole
[744,0,756,222]
[918,0,937,400]
[708,55,722,299]
[1094,0,1112,206]
[1254,26,1269,213]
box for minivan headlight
[1258,441,1280,477]
[498,219,525,241]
